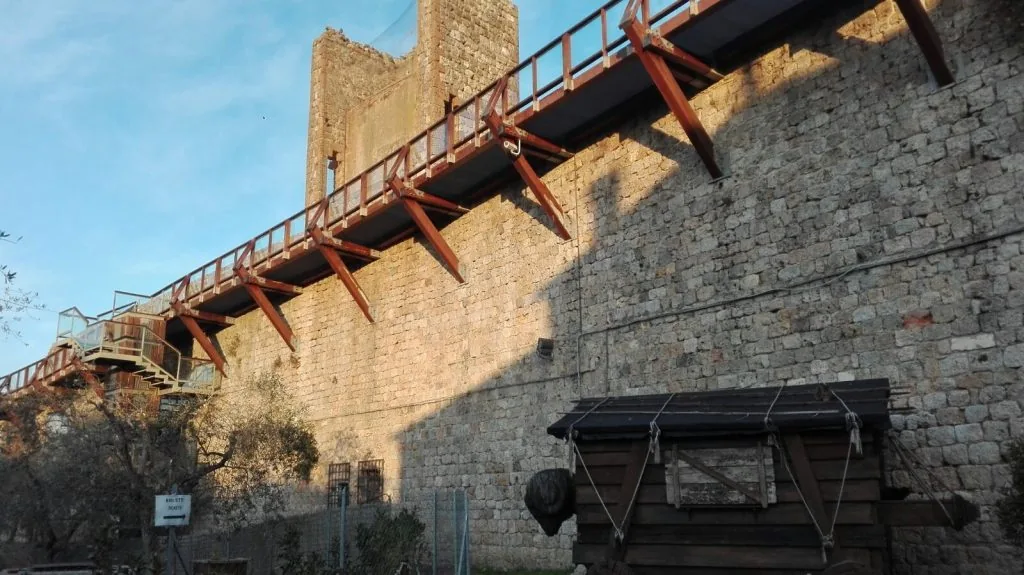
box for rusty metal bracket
[621,12,723,179]
[385,176,466,283]
[310,227,378,323]
[171,300,229,377]
[893,0,955,87]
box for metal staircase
[1,303,219,400]
[68,318,219,397]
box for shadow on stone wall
[381,0,1024,570]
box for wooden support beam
[484,112,572,241]
[643,32,723,81]
[401,197,465,283]
[388,177,470,217]
[781,434,839,555]
[607,441,650,561]
[877,494,979,529]
[622,17,722,179]
[172,302,235,328]
[235,266,303,296]
[234,267,298,351]
[178,314,227,377]
[318,245,375,323]
[512,153,572,240]
[893,0,955,87]
[311,231,381,261]
[496,123,574,162]
[309,228,375,323]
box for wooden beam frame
[234,265,298,351]
[493,122,574,164]
[643,31,723,85]
[481,82,572,240]
[781,434,841,556]
[674,448,765,505]
[893,0,955,87]
[388,177,470,217]
[379,151,466,283]
[172,305,227,377]
[401,196,466,283]
[172,304,235,328]
[607,440,649,561]
[309,227,377,323]
[621,12,723,179]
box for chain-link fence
[167,489,471,575]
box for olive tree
[0,371,319,573]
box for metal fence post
[432,490,438,575]
[339,485,348,571]
[452,490,458,573]
[464,490,471,575]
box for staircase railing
[71,320,219,393]
[0,320,219,397]
[0,346,77,396]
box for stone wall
[219,0,1024,571]
[304,30,404,207]
[304,0,518,206]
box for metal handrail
[137,0,710,311]
[0,319,219,397]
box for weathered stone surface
[304,0,518,206]
[197,0,1024,570]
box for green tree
[0,372,319,573]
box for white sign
[155,494,191,527]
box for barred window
[356,459,384,504]
[327,462,351,507]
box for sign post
[156,486,191,575]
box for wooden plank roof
[547,379,891,441]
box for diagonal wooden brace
[893,0,955,87]
[493,122,574,164]
[234,266,298,351]
[236,271,303,296]
[172,302,228,377]
[172,304,235,328]
[312,232,381,261]
[400,195,465,283]
[484,112,572,240]
[622,17,723,179]
[643,32,723,87]
[310,227,376,323]
[388,177,470,217]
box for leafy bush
[352,508,427,575]
[276,526,334,575]
[997,438,1024,547]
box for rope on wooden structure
[767,384,863,566]
[762,380,788,431]
[566,397,610,470]
[648,393,675,465]
[887,430,956,527]
[570,395,675,543]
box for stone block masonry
[304,0,518,207]
[211,0,1024,571]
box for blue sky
[0,0,617,374]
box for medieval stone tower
[304,0,519,207]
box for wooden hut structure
[526,379,979,575]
